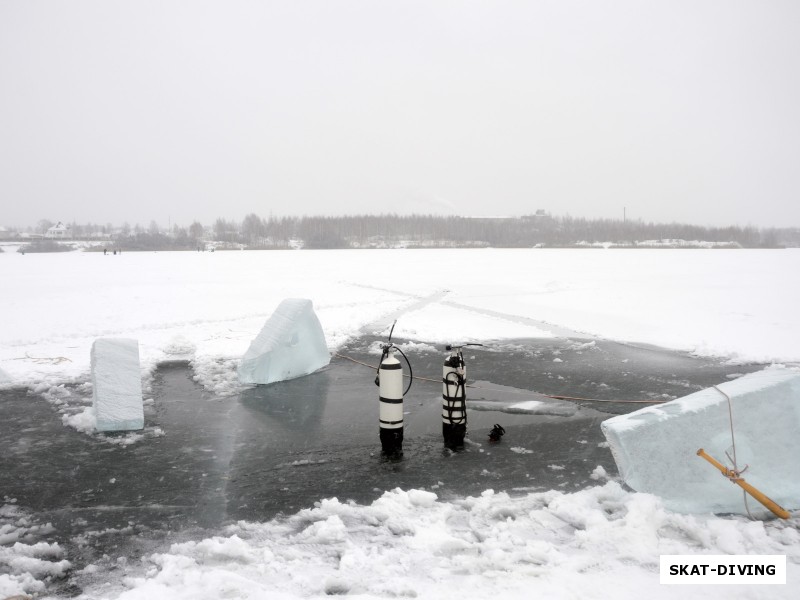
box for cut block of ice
[91,338,144,432]
[601,368,800,515]
[238,298,330,385]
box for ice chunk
[601,368,800,515]
[0,366,11,384]
[467,381,578,417]
[91,338,144,432]
[469,399,577,417]
[238,298,330,385]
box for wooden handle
[697,448,790,519]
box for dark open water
[0,336,762,596]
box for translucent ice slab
[238,298,330,385]
[91,338,144,432]
[601,368,800,515]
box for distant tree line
[196,213,794,249]
[5,214,799,250]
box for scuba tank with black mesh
[441,343,482,449]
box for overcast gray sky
[2,0,799,229]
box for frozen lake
[1,247,799,390]
[1,248,798,599]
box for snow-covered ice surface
[1,249,798,391]
[1,249,799,598]
[238,298,330,385]
[602,368,800,515]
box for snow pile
[575,240,741,249]
[601,368,800,515]
[29,381,161,445]
[161,335,196,359]
[635,239,741,249]
[62,405,97,434]
[238,298,330,385]
[0,503,70,598]
[190,356,243,396]
[32,382,95,434]
[74,483,800,600]
[367,340,440,355]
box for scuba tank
[375,321,412,457]
[442,344,467,449]
[378,347,404,456]
[441,343,483,449]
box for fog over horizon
[2,1,799,230]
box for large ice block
[601,369,800,515]
[238,298,330,385]
[91,338,144,432]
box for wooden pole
[697,448,790,519]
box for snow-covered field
[1,248,799,598]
